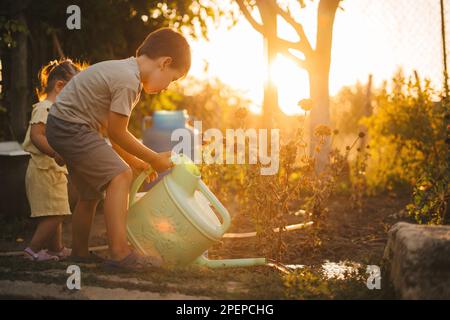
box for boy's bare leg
[71,199,99,257]
[103,169,133,261]
[48,221,63,252]
[29,216,63,252]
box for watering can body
[128,154,235,267]
[127,154,266,268]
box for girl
[22,59,81,261]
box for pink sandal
[23,247,59,262]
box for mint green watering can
[127,154,267,268]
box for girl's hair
[37,59,82,100]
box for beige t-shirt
[49,57,142,133]
[22,99,68,173]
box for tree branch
[280,49,308,70]
[268,0,313,57]
[273,37,302,52]
[52,31,65,59]
[235,0,264,35]
[236,1,306,54]
[236,0,310,71]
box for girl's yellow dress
[22,100,71,217]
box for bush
[362,70,449,224]
[200,112,363,261]
[363,71,448,191]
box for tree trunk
[308,64,331,169]
[257,0,278,129]
[308,0,340,172]
[9,4,29,141]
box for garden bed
[0,193,411,299]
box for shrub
[362,71,448,193]
[362,71,449,224]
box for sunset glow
[186,0,447,114]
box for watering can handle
[129,167,155,207]
[198,180,231,233]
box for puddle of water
[281,260,364,280]
[321,260,362,280]
[285,264,305,270]
[267,261,295,274]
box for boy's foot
[67,251,105,264]
[23,247,59,262]
[47,247,72,260]
[103,251,163,272]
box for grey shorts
[46,114,129,200]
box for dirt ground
[0,192,412,299]
[211,193,411,265]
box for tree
[236,0,341,170]
[0,0,30,142]
[236,0,279,129]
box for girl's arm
[30,123,64,165]
[30,123,56,157]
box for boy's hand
[130,158,158,183]
[150,151,174,173]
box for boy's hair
[136,28,191,75]
[37,59,82,100]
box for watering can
[127,153,267,268]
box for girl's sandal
[23,247,59,262]
[103,251,163,272]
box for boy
[46,28,191,271]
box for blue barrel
[142,110,196,190]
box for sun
[187,10,312,116]
[270,54,310,115]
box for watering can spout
[194,254,267,268]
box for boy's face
[141,56,184,94]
